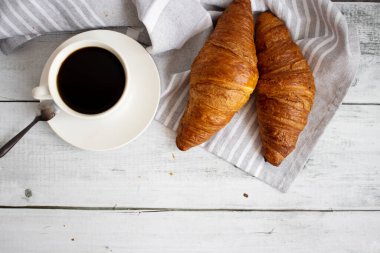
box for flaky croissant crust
[176,0,258,151]
[255,12,315,166]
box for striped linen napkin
[0,0,360,192]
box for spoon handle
[0,116,41,158]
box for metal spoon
[0,102,58,158]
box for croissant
[255,12,315,166]
[176,0,258,151]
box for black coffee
[57,47,125,114]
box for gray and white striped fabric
[0,0,360,192]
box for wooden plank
[0,33,73,101]
[0,103,379,210]
[337,2,380,55]
[0,209,379,253]
[336,3,380,104]
[0,4,378,103]
[344,54,380,104]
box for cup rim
[47,40,129,120]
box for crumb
[24,189,32,198]
[63,225,66,227]
[169,171,173,176]
[243,193,248,198]
[171,152,176,160]
[71,238,75,241]
[138,176,141,178]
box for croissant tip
[270,160,282,167]
[262,150,284,167]
[263,156,282,167]
[176,138,190,151]
[177,145,188,151]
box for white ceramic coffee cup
[33,37,128,120]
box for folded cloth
[0,0,360,192]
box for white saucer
[38,30,160,151]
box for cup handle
[32,86,53,100]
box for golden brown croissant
[176,0,258,151]
[255,12,315,166]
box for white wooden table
[0,2,379,252]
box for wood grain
[0,103,379,210]
[338,3,380,55]
[0,209,379,253]
[338,3,380,104]
[0,4,378,103]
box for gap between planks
[0,206,380,212]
